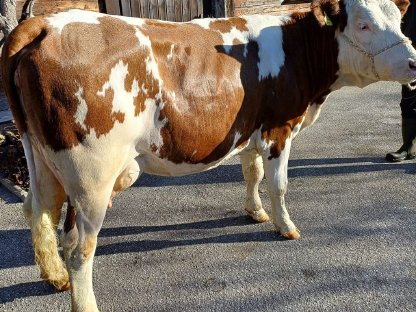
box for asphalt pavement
[0,81,415,312]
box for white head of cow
[314,0,416,88]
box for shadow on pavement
[97,216,283,256]
[134,157,416,187]
[96,230,283,257]
[0,281,56,304]
[99,215,255,237]
[0,229,33,269]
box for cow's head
[313,0,416,87]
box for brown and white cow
[2,0,416,310]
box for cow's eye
[358,23,370,31]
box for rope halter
[339,33,411,80]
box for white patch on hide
[46,9,100,34]
[244,15,292,81]
[167,44,175,60]
[97,60,139,115]
[220,26,249,55]
[138,98,167,154]
[191,18,213,29]
[135,28,163,89]
[74,87,88,131]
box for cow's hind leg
[240,151,270,223]
[62,189,111,312]
[25,155,69,290]
[263,139,300,240]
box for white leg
[262,139,300,240]
[240,151,269,222]
[62,190,110,312]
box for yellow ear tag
[324,13,333,26]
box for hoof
[42,272,71,291]
[246,209,270,223]
[255,213,270,223]
[49,279,71,291]
[280,229,301,240]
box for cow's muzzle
[339,33,412,80]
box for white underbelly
[136,145,245,177]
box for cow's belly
[138,155,221,176]
[134,125,256,177]
[136,147,242,177]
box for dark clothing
[400,84,416,118]
[402,0,416,41]
[401,1,416,118]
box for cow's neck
[279,12,340,103]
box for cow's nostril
[410,60,416,70]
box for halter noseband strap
[339,33,411,80]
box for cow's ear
[390,0,410,17]
[312,0,341,27]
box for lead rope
[339,33,416,90]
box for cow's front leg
[263,139,300,240]
[240,151,269,222]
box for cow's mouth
[410,59,416,71]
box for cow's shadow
[134,156,416,187]
[0,281,58,304]
[0,156,414,304]
[96,215,282,257]
[0,216,278,303]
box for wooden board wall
[13,0,311,20]
[16,0,98,16]
[232,0,310,16]
[102,0,203,21]
[99,0,311,20]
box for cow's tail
[1,17,45,135]
[1,18,45,214]
[19,0,36,23]
[1,18,47,195]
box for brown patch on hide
[147,21,256,164]
[209,18,248,33]
[257,7,340,159]
[5,15,154,151]
[3,10,343,165]
[150,143,158,153]
[264,118,304,160]
[138,11,341,164]
[1,17,49,135]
